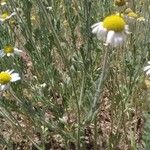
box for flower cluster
[0,3,22,91]
[0,48,21,91]
[91,1,148,79]
[0,44,22,90]
[91,0,145,48]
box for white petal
[144,66,150,71]
[0,84,9,91]
[91,22,101,29]
[14,48,23,55]
[124,25,131,34]
[0,50,5,57]
[1,2,7,6]
[113,33,125,47]
[146,70,150,75]
[11,73,20,78]
[92,25,100,34]
[92,22,107,41]
[11,76,21,82]
[96,23,107,41]
[6,70,14,74]
[105,31,115,46]
[91,22,104,34]
[5,70,10,73]
[0,18,4,23]
[147,61,150,65]
[10,73,21,82]
[6,53,12,57]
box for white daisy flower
[0,12,16,24]
[144,62,150,75]
[0,45,22,57]
[0,70,21,91]
[91,15,130,47]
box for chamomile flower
[0,12,16,24]
[0,45,22,57]
[0,70,21,91]
[91,15,130,47]
[144,62,150,75]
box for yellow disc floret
[4,46,14,54]
[103,15,126,32]
[0,72,11,84]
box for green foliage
[0,0,150,149]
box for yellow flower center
[4,46,14,54]
[103,15,126,32]
[0,72,11,84]
[0,12,9,19]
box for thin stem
[94,117,98,150]
[92,47,110,150]
[88,46,110,122]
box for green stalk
[94,117,98,150]
[87,46,110,122]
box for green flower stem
[87,46,110,122]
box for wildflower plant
[0,0,149,149]
[0,70,20,91]
[0,45,22,57]
[91,15,130,47]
